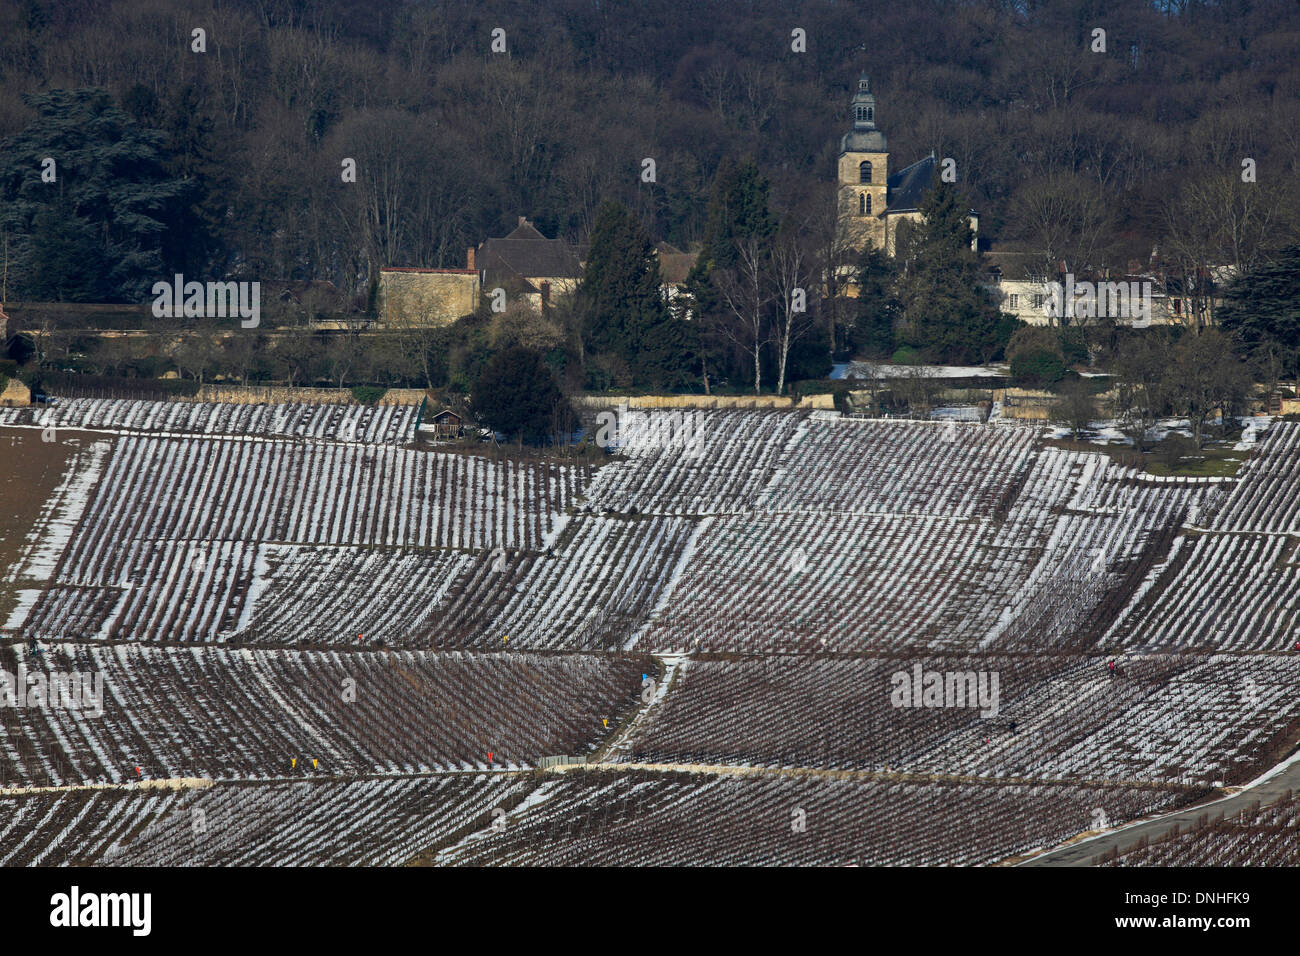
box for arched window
[859,161,872,183]
[859,193,871,215]
[855,106,867,123]
[867,107,874,122]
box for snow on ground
[836,362,1008,380]
[1048,416,1277,450]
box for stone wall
[379,270,479,326]
[191,385,425,406]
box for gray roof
[477,218,585,281]
[883,156,937,214]
[984,251,1043,281]
[880,155,980,220]
[841,129,887,154]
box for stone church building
[836,74,979,273]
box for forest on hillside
[1,0,1299,302]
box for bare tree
[168,329,222,385]
[712,235,771,395]
[769,231,817,395]
[1162,171,1283,330]
[1114,333,1171,453]
[1011,173,1116,327]
[1165,327,1252,448]
[1051,377,1099,440]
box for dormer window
[859,161,872,183]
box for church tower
[837,73,888,255]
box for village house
[982,248,1211,328]
[655,241,698,315]
[474,217,587,312]
[378,217,588,323]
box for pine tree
[686,159,779,391]
[472,346,570,443]
[851,247,900,358]
[894,175,1005,365]
[578,201,694,389]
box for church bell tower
[837,73,889,255]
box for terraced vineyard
[4,402,1299,866]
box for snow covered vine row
[0,398,420,444]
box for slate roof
[477,217,585,281]
[883,155,937,215]
[983,251,1044,282]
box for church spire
[852,72,877,130]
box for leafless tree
[1051,377,1099,440]
[712,236,772,395]
[769,230,818,395]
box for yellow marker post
[602,718,608,728]
[312,758,318,770]
[291,758,297,769]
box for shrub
[1061,326,1089,366]
[1010,351,1066,386]
[890,346,920,365]
[351,385,387,405]
[1006,326,1064,364]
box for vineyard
[431,768,1186,866]
[619,655,1300,787]
[4,403,1300,866]
[0,398,420,444]
[1098,789,1300,866]
[0,643,647,787]
[1,775,530,866]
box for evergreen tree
[894,175,1006,365]
[1219,244,1300,379]
[686,159,778,390]
[850,247,900,358]
[472,346,570,443]
[155,81,227,276]
[698,158,776,270]
[0,88,185,302]
[578,200,694,389]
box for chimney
[467,246,476,270]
